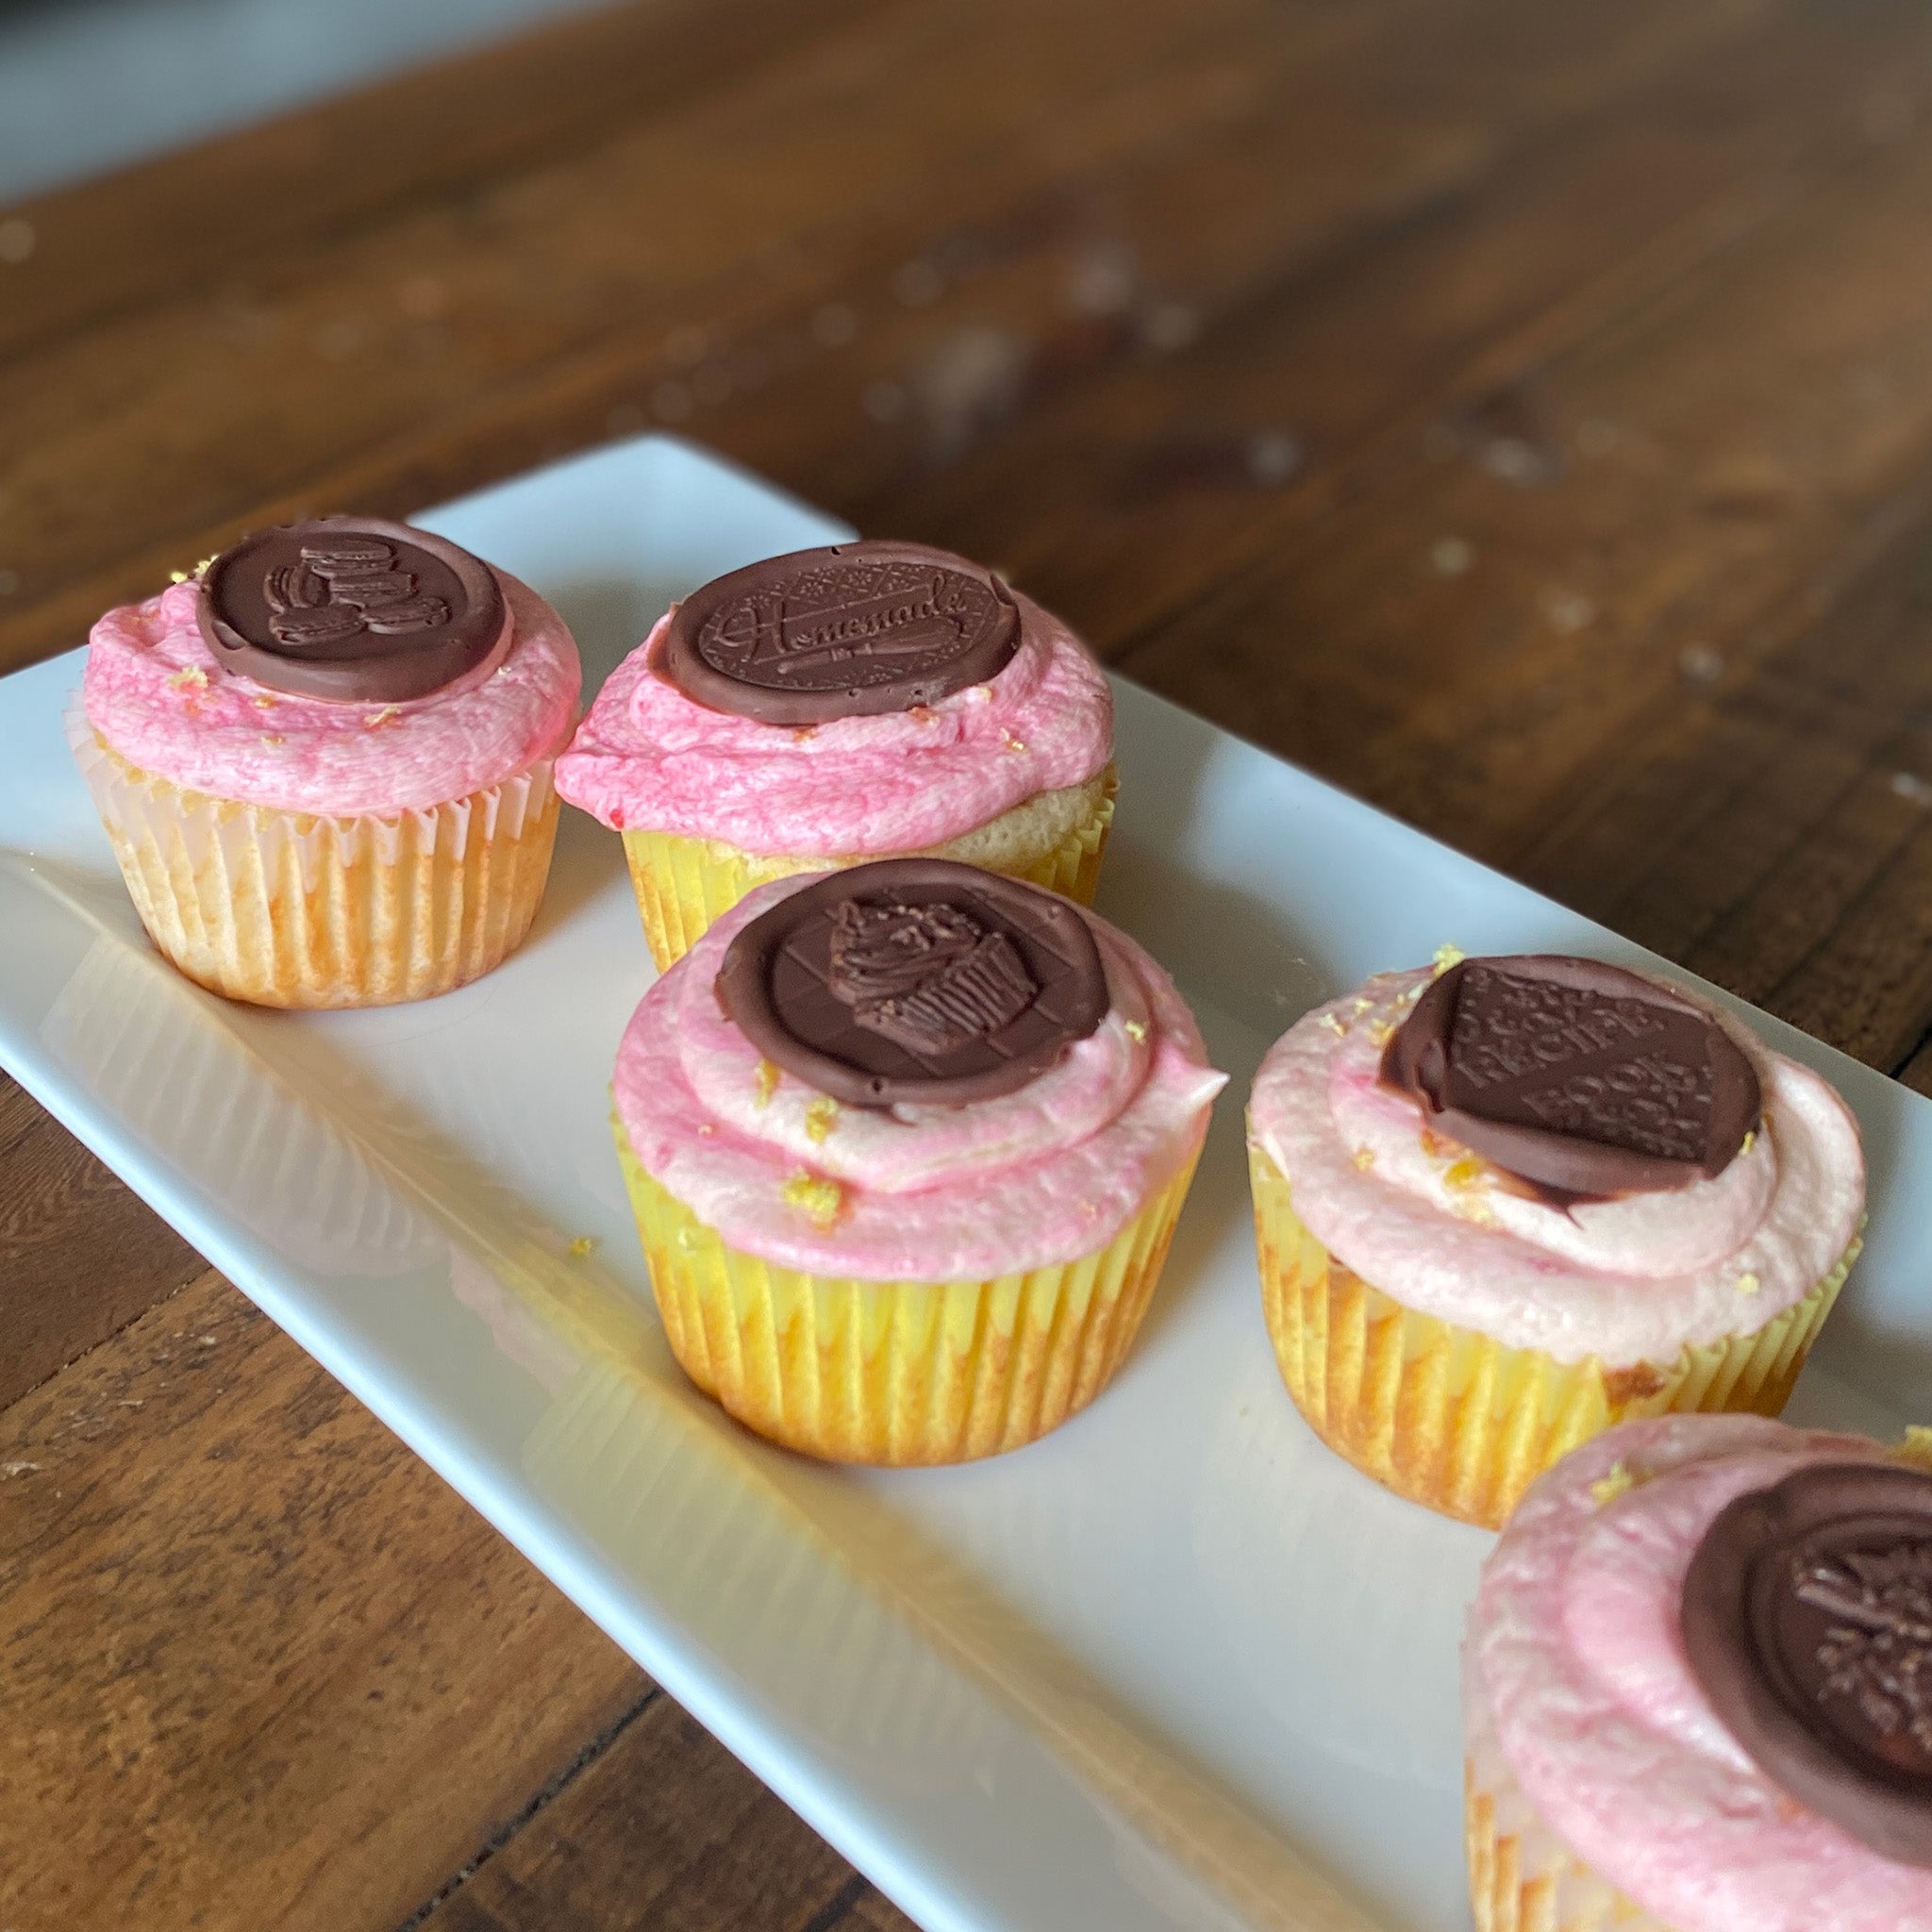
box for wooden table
[8,0,1932,1921]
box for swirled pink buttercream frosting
[1469,1415,1932,1931]
[555,593,1112,855]
[613,876,1225,1278]
[81,573,580,817]
[1247,966,1863,1365]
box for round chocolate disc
[1682,1461,1932,1866]
[715,859,1108,1107]
[659,540,1021,724]
[1378,955,1760,1200]
[196,516,512,703]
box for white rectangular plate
[3,436,1925,1932]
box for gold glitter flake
[1320,1012,1349,1037]
[1353,996,1374,1014]
[253,693,275,709]
[1735,1271,1761,1297]
[782,1172,844,1229]
[567,1235,598,1258]
[1365,1018,1394,1047]
[804,1097,840,1144]
[1003,731,1028,754]
[363,706,401,730]
[1895,1426,1932,1473]
[168,570,190,585]
[1432,942,1466,975]
[1352,1146,1375,1172]
[754,1059,780,1108]
[1124,1019,1148,1043]
[1591,1462,1636,1508]
[1740,1129,1757,1156]
[167,666,208,691]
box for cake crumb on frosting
[804,1097,839,1144]
[782,1172,845,1228]
[1591,1461,1637,1507]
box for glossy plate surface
[2,436,1924,1932]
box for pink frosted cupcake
[1466,1413,1932,1932]
[75,517,580,1007]
[1247,954,1865,1526]
[555,540,1116,969]
[610,858,1224,1464]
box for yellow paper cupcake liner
[72,720,560,1008]
[1249,1141,1857,1529]
[614,1115,1197,1465]
[1465,1681,1672,1932]
[620,767,1117,970]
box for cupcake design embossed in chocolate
[715,858,1107,1108]
[197,515,513,703]
[1684,1460,1932,1866]
[660,541,1021,724]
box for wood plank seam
[391,1685,663,1931]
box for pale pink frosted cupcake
[555,541,1116,969]
[610,858,1224,1464]
[75,517,580,1007]
[1247,954,1865,1526]
[1466,1413,1932,1932]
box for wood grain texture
[12,0,1932,1923]
[0,1071,202,1406]
[0,1272,646,1930]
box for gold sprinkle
[1365,1018,1394,1047]
[1124,1018,1148,1042]
[168,570,190,585]
[1735,1271,1760,1297]
[782,1172,844,1228]
[259,734,285,748]
[1354,996,1373,1014]
[1352,1146,1375,1172]
[253,693,275,709]
[791,725,817,742]
[754,1058,780,1108]
[167,666,208,691]
[1591,1462,1635,1507]
[1003,731,1028,753]
[1320,1012,1349,1036]
[804,1097,840,1144]
[195,555,216,575]
[363,706,401,729]
[1433,942,1466,975]
[567,1235,597,1258]
[1443,1156,1487,1191]
[1740,1129,1757,1155]
[1895,1426,1932,1472]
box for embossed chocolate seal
[196,516,512,703]
[1682,1461,1932,1866]
[715,859,1108,1106]
[659,541,1021,724]
[1379,955,1760,1200]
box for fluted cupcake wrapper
[1465,1667,1672,1932]
[618,769,1116,971]
[70,709,559,1008]
[1249,1139,1857,1529]
[614,1113,1197,1465]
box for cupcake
[554,541,1115,969]
[1466,1413,1932,1932]
[73,517,580,1007]
[1246,953,1864,1527]
[610,857,1224,1464]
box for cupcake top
[1247,954,1864,1364]
[613,858,1224,1278]
[554,541,1112,856]
[1470,1414,1932,1931]
[82,517,581,816]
